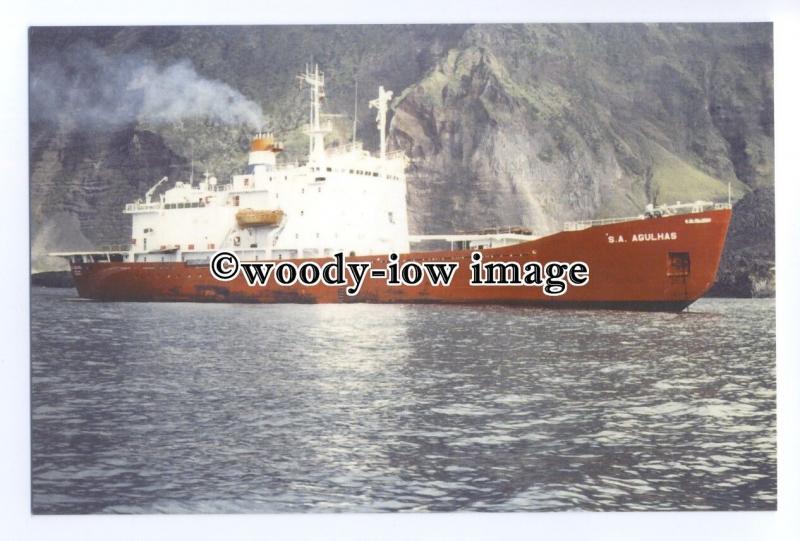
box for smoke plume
[30,43,263,129]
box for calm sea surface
[30,287,776,513]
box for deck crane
[145,176,169,204]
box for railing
[98,244,132,252]
[124,201,162,212]
[563,200,733,231]
[563,216,638,231]
[455,226,535,236]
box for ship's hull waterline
[68,209,731,312]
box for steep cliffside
[391,24,770,236]
[29,24,774,295]
[708,186,775,297]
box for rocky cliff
[29,24,774,296]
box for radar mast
[298,65,332,163]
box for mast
[352,80,358,145]
[298,64,331,163]
[369,86,393,160]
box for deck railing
[124,201,162,212]
[563,215,641,231]
[563,201,733,231]
[97,244,132,252]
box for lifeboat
[236,208,284,228]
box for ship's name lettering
[209,251,590,297]
[608,232,677,244]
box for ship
[52,66,732,312]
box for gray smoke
[30,43,263,129]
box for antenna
[728,182,732,206]
[190,144,194,184]
[298,64,332,163]
[352,80,358,145]
[369,86,393,161]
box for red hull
[69,209,731,312]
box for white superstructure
[124,65,410,263]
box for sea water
[30,287,776,513]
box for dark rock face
[31,271,74,288]
[31,123,187,271]
[708,186,775,297]
[29,24,774,297]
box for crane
[145,176,169,204]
